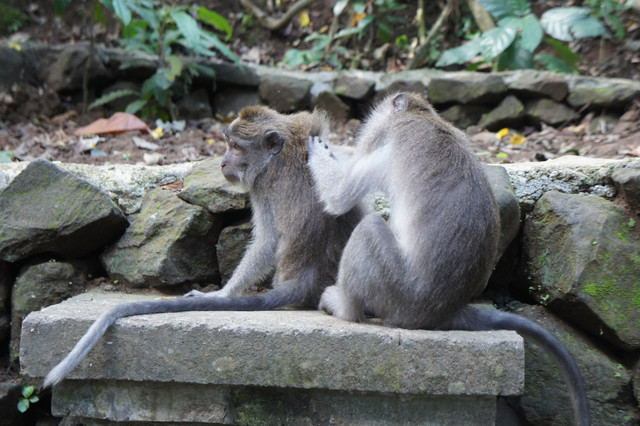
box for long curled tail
[43,279,308,389]
[448,306,590,426]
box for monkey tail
[43,276,312,389]
[448,306,590,426]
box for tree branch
[239,0,319,32]
[407,0,456,70]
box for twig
[239,0,319,32]
[465,0,494,32]
[407,0,456,70]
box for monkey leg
[320,213,405,324]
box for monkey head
[221,106,286,189]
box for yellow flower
[495,128,509,139]
[509,134,526,145]
[8,42,21,52]
[151,126,163,139]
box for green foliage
[0,3,28,34]
[17,385,39,413]
[584,0,632,40]
[58,0,237,119]
[282,0,408,69]
[0,150,13,163]
[436,0,612,72]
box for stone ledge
[20,291,524,424]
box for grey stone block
[21,291,524,424]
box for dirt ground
[0,0,639,166]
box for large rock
[483,165,520,257]
[258,75,311,112]
[567,77,640,108]
[178,157,249,213]
[525,98,579,126]
[510,303,635,426]
[503,70,569,101]
[334,74,375,100]
[0,160,128,262]
[522,191,640,350]
[42,43,112,93]
[612,166,640,212]
[10,258,99,363]
[0,46,26,90]
[217,221,253,285]
[478,95,525,130]
[428,73,506,104]
[101,188,223,287]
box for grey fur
[307,92,589,426]
[43,106,363,388]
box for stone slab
[51,380,498,425]
[21,291,523,397]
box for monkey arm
[186,219,278,298]
[308,136,389,215]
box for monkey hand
[307,136,352,214]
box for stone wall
[0,155,639,424]
[1,43,639,130]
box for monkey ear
[263,130,285,155]
[391,93,407,113]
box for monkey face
[220,126,285,189]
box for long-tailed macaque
[307,92,589,426]
[43,106,363,388]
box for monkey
[43,105,363,389]
[306,92,589,426]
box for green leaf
[436,37,482,67]
[200,31,241,64]
[29,396,39,404]
[112,0,132,27]
[93,1,107,27]
[88,89,139,110]
[333,0,350,16]
[541,7,608,41]
[478,0,530,20]
[0,150,13,163]
[54,0,73,14]
[22,385,34,398]
[125,99,148,115]
[479,25,517,60]
[171,11,201,49]
[334,27,363,39]
[165,55,184,81]
[197,7,232,40]
[534,53,577,73]
[517,14,543,52]
[351,0,366,14]
[544,37,580,68]
[17,399,29,413]
[497,41,534,70]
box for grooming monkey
[307,92,589,425]
[43,105,363,388]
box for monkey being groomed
[43,105,363,389]
[307,92,589,426]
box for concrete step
[20,290,524,425]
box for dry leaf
[74,112,151,136]
[299,10,310,27]
[161,180,184,191]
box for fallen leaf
[161,180,184,191]
[299,10,310,27]
[133,136,160,150]
[74,112,151,136]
